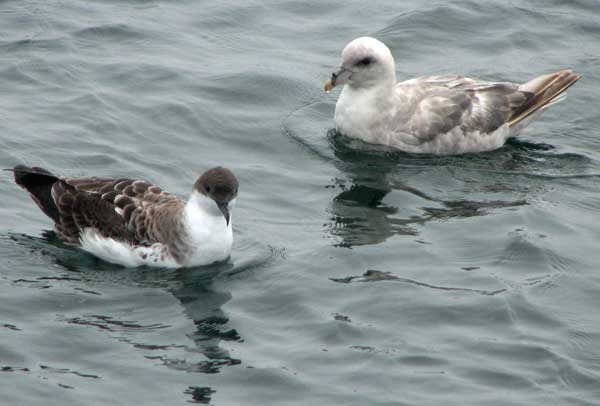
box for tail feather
[543,93,567,108]
[12,165,61,223]
[510,70,581,128]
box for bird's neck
[184,192,229,233]
[336,79,396,137]
[181,192,232,266]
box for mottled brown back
[14,166,187,255]
[52,176,186,251]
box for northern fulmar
[324,37,581,155]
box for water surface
[1,0,600,404]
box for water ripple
[63,315,170,333]
[73,24,148,41]
[1,0,599,404]
[331,270,507,296]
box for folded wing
[52,176,185,247]
[397,70,580,143]
[398,76,532,142]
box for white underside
[80,228,180,268]
[180,193,234,267]
[78,193,234,269]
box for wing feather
[51,177,185,252]
[396,76,534,142]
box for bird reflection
[329,183,417,247]
[325,130,527,247]
[6,232,243,404]
[166,269,241,374]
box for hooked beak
[217,202,230,226]
[324,66,352,93]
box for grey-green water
[1,1,600,404]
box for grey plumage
[395,73,579,144]
[326,37,582,154]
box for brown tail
[509,69,582,128]
[12,165,61,223]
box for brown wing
[52,180,135,245]
[51,177,185,249]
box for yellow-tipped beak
[324,67,352,93]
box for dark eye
[356,57,374,66]
[205,185,211,193]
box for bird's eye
[205,186,211,193]
[356,57,374,66]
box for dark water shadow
[283,100,597,248]
[5,231,277,403]
[331,270,506,296]
[325,131,529,247]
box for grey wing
[398,76,533,142]
[52,177,184,247]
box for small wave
[0,36,70,53]
[39,364,100,379]
[73,23,148,41]
[63,314,170,333]
[331,270,506,296]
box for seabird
[11,165,238,268]
[324,37,581,155]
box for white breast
[180,194,233,267]
[335,85,397,145]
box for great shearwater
[324,37,581,155]
[12,165,238,268]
